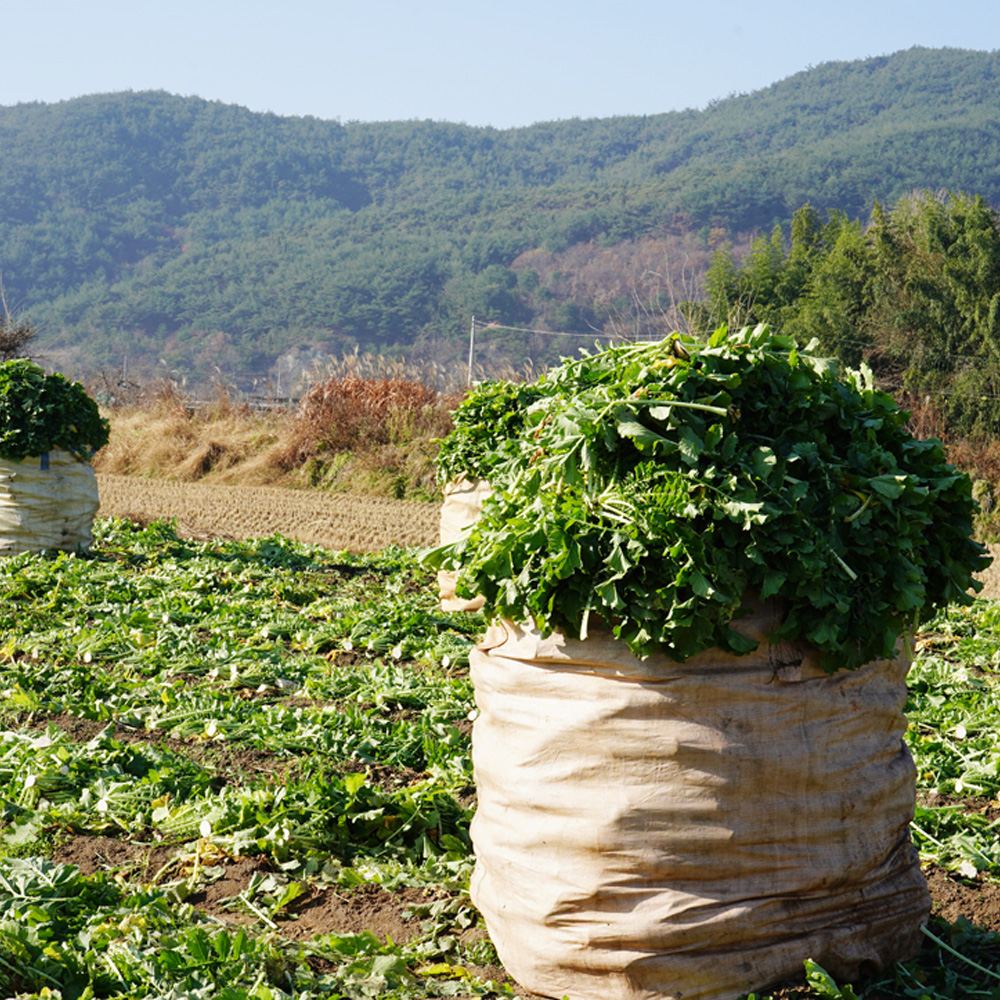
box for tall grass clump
[93,380,293,485]
[273,375,458,499]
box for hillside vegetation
[4,47,1000,385]
[694,191,1000,438]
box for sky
[3,0,1000,129]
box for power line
[478,321,659,340]
[467,314,661,384]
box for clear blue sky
[4,0,1000,128]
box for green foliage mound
[0,359,110,461]
[435,379,545,485]
[433,325,990,670]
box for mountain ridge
[2,45,1000,385]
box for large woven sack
[437,474,491,612]
[470,605,930,1000]
[0,450,100,555]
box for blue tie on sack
[40,453,49,471]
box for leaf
[369,952,410,977]
[804,958,860,1000]
[723,628,760,655]
[186,927,213,963]
[416,962,472,979]
[0,360,108,461]
[870,475,907,499]
[677,426,703,467]
[607,540,634,576]
[272,881,307,914]
[1,819,46,846]
[751,446,778,481]
[718,499,766,526]
[760,569,787,599]
[342,773,368,796]
[616,417,667,451]
[708,325,729,348]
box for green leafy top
[435,379,544,485]
[0,360,110,462]
[430,325,991,671]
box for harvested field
[3,481,1000,998]
[96,474,1000,599]
[96,473,441,551]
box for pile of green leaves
[0,359,109,462]
[433,324,990,670]
[434,380,543,485]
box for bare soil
[977,543,1000,599]
[52,834,437,942]
[96,473,441,552]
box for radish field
[2,517,1000,999]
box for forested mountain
[3,45,1000,387]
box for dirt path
[96,474,441,552]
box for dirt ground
[976,543,1000,599]
[96,474,441,552]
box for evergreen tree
[688,191,1000,436]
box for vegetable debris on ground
[0,519,508,999]
[0,520,997,995]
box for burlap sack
[437,474,491,612]
[0,450,100,555]
[470,606,929,1000]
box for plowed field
[96,474,441,552]
[96,473,1000,598]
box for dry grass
[92,375,459,502]
[95,384,291,485]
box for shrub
[276,375,448,468]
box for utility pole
[467,315,476,386]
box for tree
[0,284,36,361]
[688,205,834,333]
[689,191,1000,436]
[784,210,870,366]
